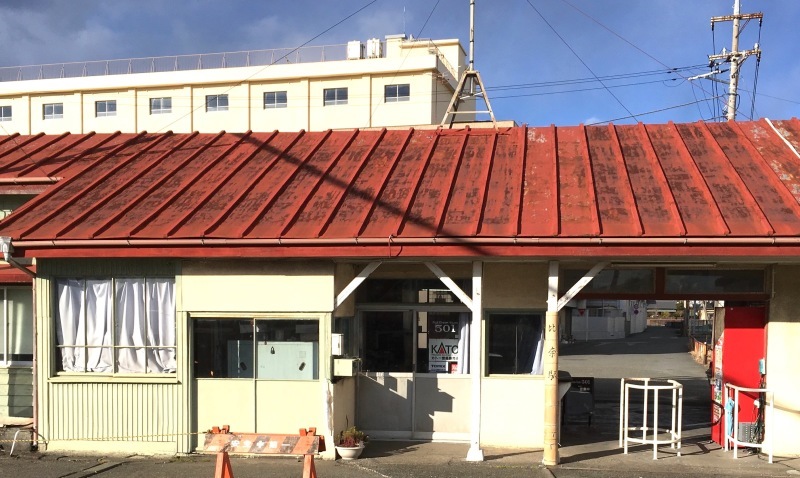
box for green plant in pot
[335,425,367,460]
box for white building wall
[766,265,800,457]
[0,37,464,134]
[136,86,193,133]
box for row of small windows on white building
[0,84,411,122]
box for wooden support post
[543,310,560,466]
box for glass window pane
[255,319,319,380]
[8,288,33,360]
[665,269,765,294]
[398,84,410,97]
[194,319,254,378]
[276,91,287,104]
[362,311,412,372]
[218,95,228,109]
[419,311,468,374]
[487,313,544,375]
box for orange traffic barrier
[206,426,322,478]
[214,451,235,478]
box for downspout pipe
[1,237,38,451]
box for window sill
[49,373,180,385]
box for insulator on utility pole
[707,0,763,121]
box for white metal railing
[724,383,773,463]
[619,378,683,460]
[0,39,458,84]
[0,43,352,82]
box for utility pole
[707,0,762,121]
[440,0,497,128]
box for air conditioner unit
[366,38,382,58]
[347,40,364,60]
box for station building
[0,119,798,460]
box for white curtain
[56,279,84,371]
[146,278,176,372]
[116,278,146,373]
[56,279,113,372]
[56,277,175,373]
[529,318,545,375]
[456,312,470,374]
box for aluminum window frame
[0,105,11,122]
[384,84,410,103]
[43,103,63,120]
[205,94,229,112]
[95,100,117,118]
[263,91,288,109]
[323,87,348,106]
[149,97,172,115]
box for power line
[586,95,725,125]
[524,0,639,122]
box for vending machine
[710,306,766,446]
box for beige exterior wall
[249,79,309,132]
[181,260,334,312]
[483,262,549,309]
[482,377,545,448]
[30,92,81,134]
[0,37,464,134]
[766,265,800,457]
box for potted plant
[335,425,367,460]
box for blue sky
[0,0,797,126]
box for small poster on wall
[428,317,460,373]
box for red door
[711,306,766,445]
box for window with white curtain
[1,287,33,365]
[55,278,176,374]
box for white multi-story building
[0,35,468,135]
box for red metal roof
[1,119,800,259]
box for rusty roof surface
[1,119,800,258]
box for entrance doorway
[356,308,471,441]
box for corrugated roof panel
[709,122,800,235]
[249,130,357,238]
[360,129,438,238]
[585,125,641,237]
[0,133,69,177]
[440,131,496,237]
[677,123,772,235]
[4,121,800,255]
[520,126,558,236]
[59,133,203,239]
[557,126,599,236]
[148,132,273,239]
[102,133,243,238]
[479,128,525,236]
[204,131,302,238]
[284,129,384,239]
[321,129,413,238]
[137,133,260,238]
[87,132,210,238]
[645,123,729,236]
[400,133,468,237]
[10,133,156,239]
[31,134,180,239]
[743,119,800,204]
[614,124,685,236]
